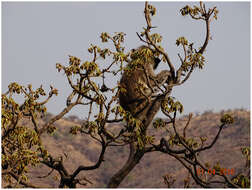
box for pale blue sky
[2,2,250,119]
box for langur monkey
[119,45,171,116]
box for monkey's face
[153,57,161,69]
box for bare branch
[39,102,78,135]
[144,2,176,77]
[37,168,54,179]
[70,141,106,179]
[195,123,225,152]
[183,113,193,138]
[198,7,217,54]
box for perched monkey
[119,46,171,116]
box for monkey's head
[130,45,161,69]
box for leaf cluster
[180,3,218,21]
[2,83,58,187]
[220,113,234,124]
[161,97,184,114]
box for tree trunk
[107,95,166,188]
[107,143,144,188]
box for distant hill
[25,109,249,188]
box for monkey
[119,45,171,117]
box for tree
[1,2,250,188]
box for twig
[37,168,54,178]
[183,113,193,138]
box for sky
[2,2,250,120]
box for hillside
[22,109,250,187]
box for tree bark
[107,95,166,188]
[107,143,144,188]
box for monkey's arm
[149,70,171,93]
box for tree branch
[144,2,176,77]
[70,141,106,179]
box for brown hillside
[24,109,250,188]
